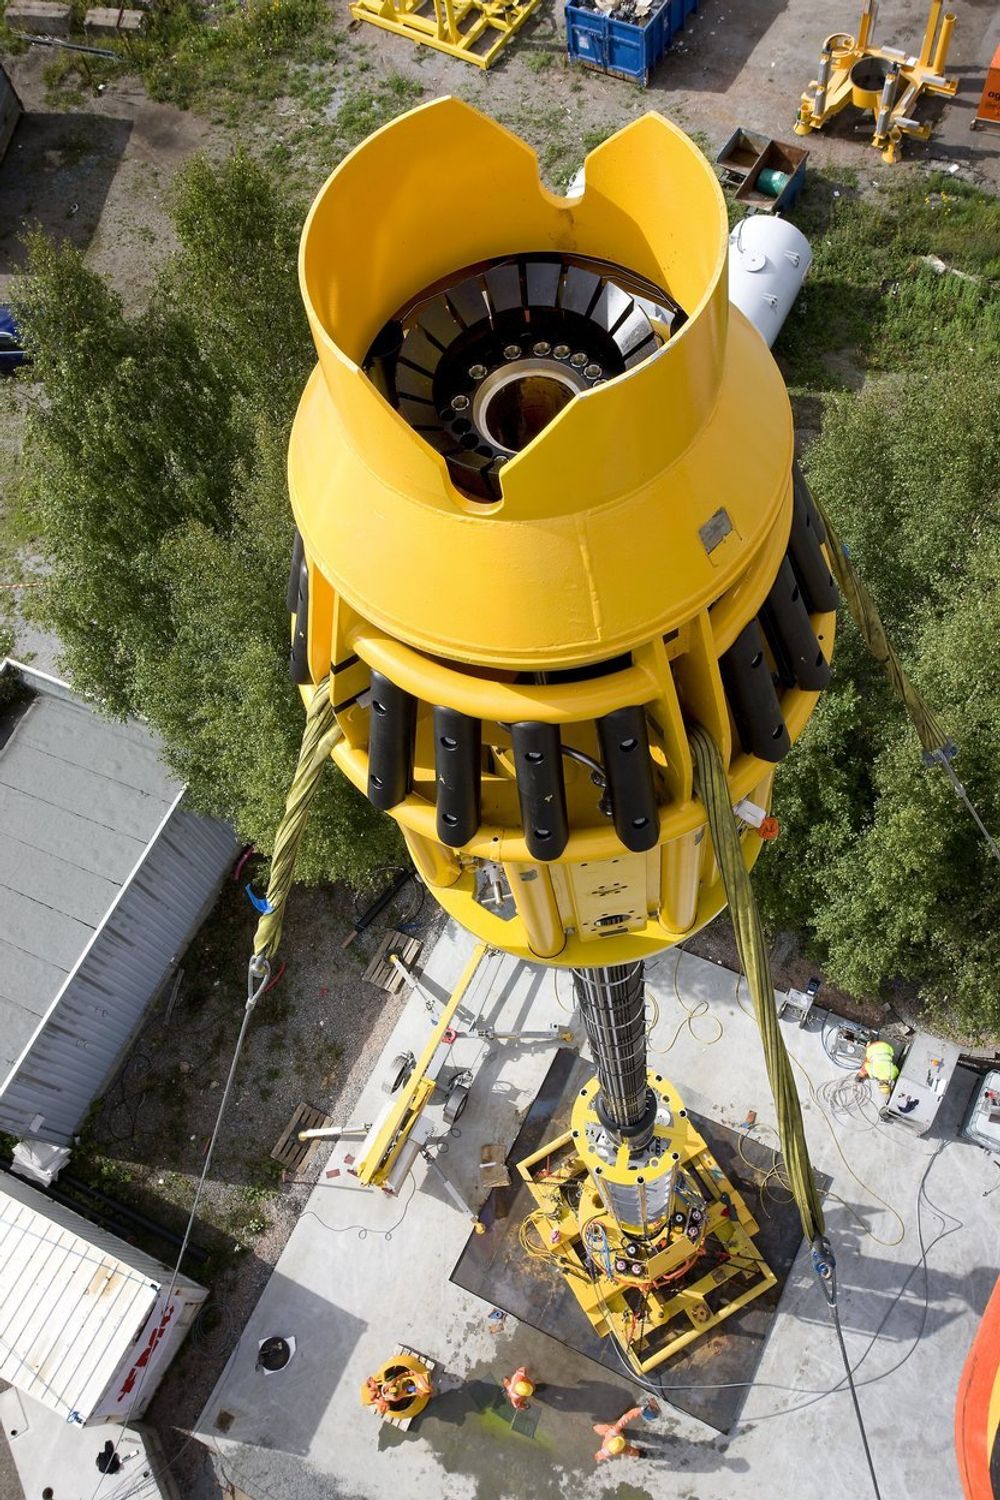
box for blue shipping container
[565,0,698,87]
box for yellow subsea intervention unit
[285,98,836,1371]
[348,0,540,69]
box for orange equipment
[360,1352,435,1423]
[956,1275,1000,1498]
[972,45,1000,132]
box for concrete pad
[0,1386,178,1499]
[3,2,71,36]
[84,7,145,32]
[196,925,997,1499]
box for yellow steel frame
[517,1094,776,1373]
[348,0,541,69]
[794,0,958,163]
[354,942,488,1185]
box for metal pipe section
[572,963,652,1141]
[814,46,832,117]
[875,60,901,139]
[932,11,955,76]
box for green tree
[757,369,1000,1037]
[11,153,402,889]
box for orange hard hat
[606,1434,627,1455]
[514,1379,533,1397]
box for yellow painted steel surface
[517,1071,776,1372]
[288,99,835,968]
[354,942,487,1185]
[349,0,541,68]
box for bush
[11,153,403,890]
[757,368,1000,1037]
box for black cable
[586,1140,961,1423]
[299,1173,416,1241]
[831,1295,883,1499]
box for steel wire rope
[587,1141,959,1422]
[83,958,273,1500]
[97,1173,419,1500]
[690,722,888,1497]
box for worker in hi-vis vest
[857,1039,900,1097]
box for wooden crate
[271,1102,332,1173]
[363,930,423,993]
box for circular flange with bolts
[366,251,683,501]
[571,1071,696,1235]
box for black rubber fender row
[721,470,836,764]
[365,676,661,861]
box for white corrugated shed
[0,1172,206,1424]
[0,660,239,1145]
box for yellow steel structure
[288,98,836,972]
[348,0,540,68]
[518,1069,775,1372]
[286,100,835,1373]
[794,0,958,163]
[353,942,487,1188]
[360,1351,435,1424]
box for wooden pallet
[270,1102,332,1173]
[363,931,423,994]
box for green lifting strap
[251,677,343,965]
[689,722,826,1246]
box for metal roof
[0,1172,204,1422]
[0,664,180,1081]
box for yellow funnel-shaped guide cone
[286,98,836,966]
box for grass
[776,170,1000,392]
[263,71,424,184]
[37,0,339,123]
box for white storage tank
[727,215,812,347]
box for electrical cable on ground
[590,1141,958,1428]
[300,1172,416,1241]
[648,944,724,1054]
[731,976,907,1246]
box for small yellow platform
[360,1348,436,1428]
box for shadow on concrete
[192,1270,368,1458]
[415,1336,753,1498]
[0,112,132,274]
